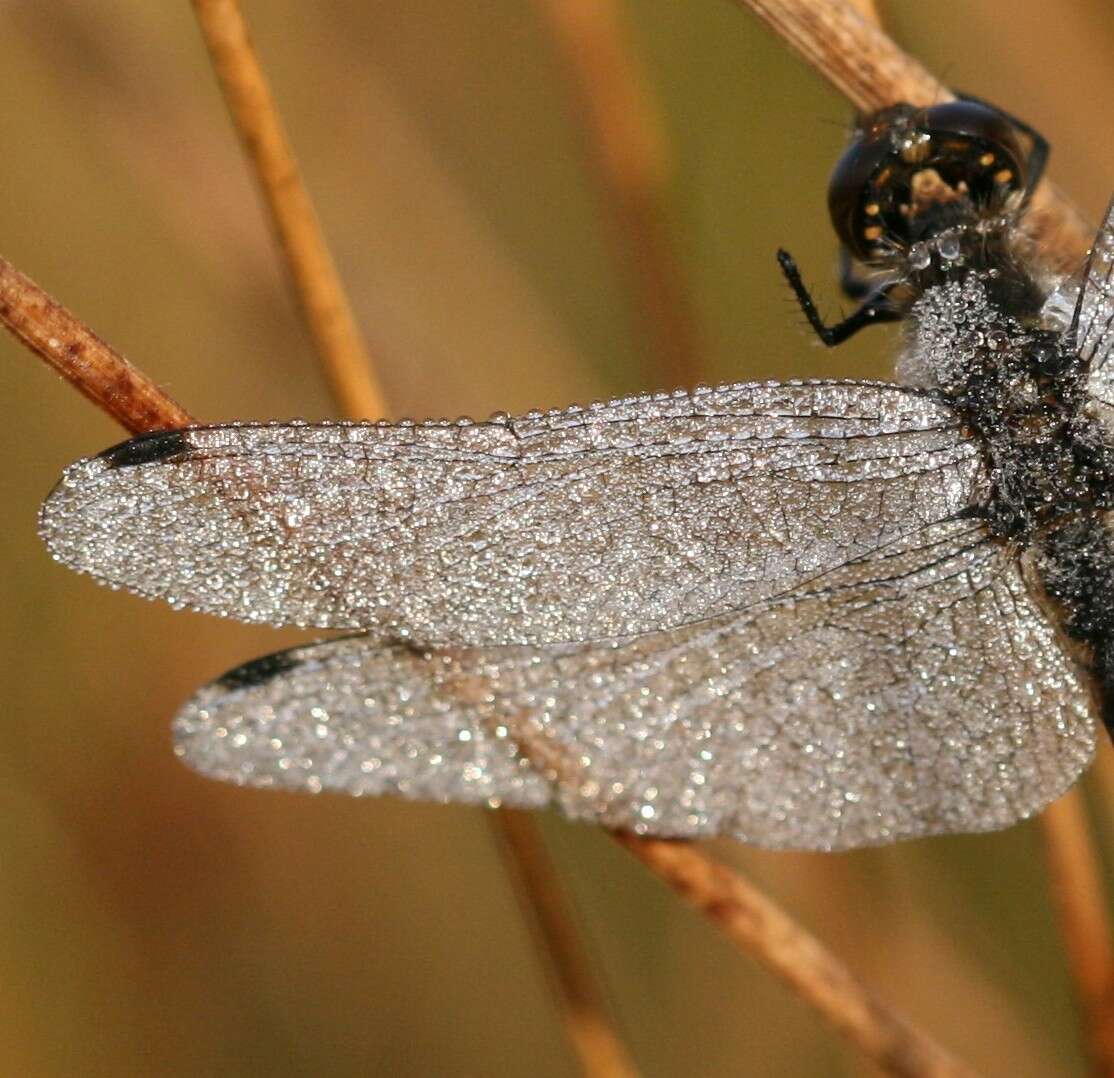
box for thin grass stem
[1039,795,1114,1076]
[615,834,980,1077]
[0,256,193,433]
[190,0,387,419]
[496,811,640,1078]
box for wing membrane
[1047,197,1114,405]
[1080,199,1114,366]
[173,517,1095,851]
[40,380,982,645]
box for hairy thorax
[901,270,1114,541]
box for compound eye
[828,99,1031,264]
[921,100,1028,192]
[921,101,1023,167]
[828,132,897,261]
[827,104,918,262]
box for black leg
[777,249,901,347]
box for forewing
[41,381,982,645]
[1047,197,1114,406]
[174,517,1095,851]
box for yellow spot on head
[979,152,995,167]
[864,202,880,216]
[994,168,1013,184]
[863,225,883,241]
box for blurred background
[4,2,1114,1074]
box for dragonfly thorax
[902,270,1114,538]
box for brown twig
[496,812,639,1078]
[189,0,387,420]
[732,0,1093,272]
[0,257,193,433]
[615,836,978,1077]
[536,0,700,391]
[1038,794,1114,1076]
[844,0,881,22]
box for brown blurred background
[4,2,1114,1075]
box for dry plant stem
[615,835,979,1078]
[0,256,193,434]
[495,812,640,1078]
[733,0,1092,272]
[537,0,700,391]
[1038,794,1114,1077]
[189,0,387,419]
[845,0,880,21]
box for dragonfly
[38,99,1114,851]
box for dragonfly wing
[40,380,983,644]
[174,635,555,813]
[174,516,1095,850]
[1046,196,1114,406]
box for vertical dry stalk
[536,0,700,391]
[491,813,641,1078]
[845,0,881,21]
[1038,794,1114,1076]
[497,811,639,1078]
[187,4,635,1074]
[485,818,638,1078]
[189,0,387,419]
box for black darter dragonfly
[39,99,1114,851]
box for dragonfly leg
[778,248,901,347]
